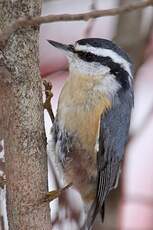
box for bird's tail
[82,163,120,229]
[81,200,105,230]
[100,202,105,222]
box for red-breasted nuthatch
[48,38,134,229]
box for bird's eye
[76,51,94,62]
[85,52,93,62]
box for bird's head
[48,38,133,97]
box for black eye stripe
[75,51,131,90]
[76,51,94,62]
[77,38,132,64]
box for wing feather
[85,89,133,229]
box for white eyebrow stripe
[75,44,132,77]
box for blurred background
[1,0,153,229]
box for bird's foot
[43,183,73,203]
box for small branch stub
[43,80,55,123]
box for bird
[48,38,134,229]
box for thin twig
[83,0,98,37]
[0,0,153,48]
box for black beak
[47,40,74,52]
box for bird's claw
[42,183,73,203]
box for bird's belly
[63,145,97,202]
[58,99,110,152]
[56,104,105,201]
[55,77,111,200]
[57,76,111,151]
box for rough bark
[0,1,52,229]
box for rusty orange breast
[57,74,112,152]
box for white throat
[69,59,121,99]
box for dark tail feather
[82,201,105,230]
[100,202,105,222]
[81,203,97,230]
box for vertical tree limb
[114,0,153,72]
[0,1,52,229]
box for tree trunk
[0,1,52,229]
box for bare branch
[0,0,153,48]
[83,0,98,37]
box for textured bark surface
[0,1,52,229]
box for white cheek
[69,58,110,77]
[69,57,121,98]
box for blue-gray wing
[86,88,134,228]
